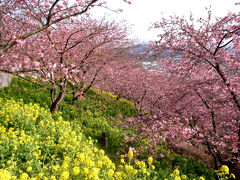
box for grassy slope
[0,77,216,179]
[0,77,137,156]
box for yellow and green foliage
[0,98,226,180]
[0,77,137,155]
[0,99,153,179]
[163,166,236,180]
[154,153,216,180]
[215,165,236,180]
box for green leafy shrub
[155,153,215,180]
[0,77,51,109]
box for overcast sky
[91,0,239,42]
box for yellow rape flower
[136,161,146,169]
[20,173,29,180]
[142,168,147,174]
[108,169,114,177]
[60,171,69,180]
[99,149,105,156]
[103,157,112,166]
[93,147,98,153]
[147,157,153,165]
[64,156,71,162]
[52,165,59,172]
[173,169,180,176]
[96,161,103,168]
[111,163,116,170]
[6,160,11,165]
[0,169,11,180]
[230,173,236,179]
[61,163,68,171]
[125,165,134,172]
[49,175,57,180]
[182,174,187,180]
[38,172,44,178]
[72,167,80,175]
[83,167,89,175]
[174,176,181,180]
[219,165,229,174]
[77,153,85,161]
[26,166,32,172]
[114,172,122,180]
[128,150,133,159]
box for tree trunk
[215,63,240,166]
[50,82,67,114]
[72,91,79,108]
[72,87,84,107]
[205,141,219,170]
[50,86,58,103]
[116,95,120,101]
[101,131,109,148]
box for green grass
[0,77,137,156]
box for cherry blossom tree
[0,0,131,53]
[1,16,130,114]
[0,1,133,108]
[69,44,131,107]
[0,0,98,53]
[97,7,240,174]
[96,53,166,116]
[147,9,240,170]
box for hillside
[0,77,228,179]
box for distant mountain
[128,44,160,71]
[128,44,182,71]
[130,44,149,54]
[129,44,179,59]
